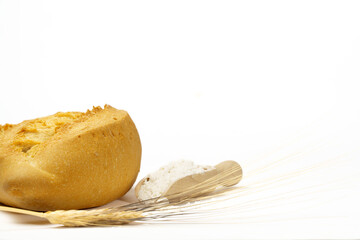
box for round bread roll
[0,105,141,211]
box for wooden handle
[215,160,243,187]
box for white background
[1,1,360,239]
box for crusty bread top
[0,105,112,157]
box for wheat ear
[0,205,144,227]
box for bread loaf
[0,105,141,211]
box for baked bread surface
[0,105,141,211]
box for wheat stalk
[0,154,343,227]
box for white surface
[1,0,360,239]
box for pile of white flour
[137,159,214,201]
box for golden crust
[0,105,141,211]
